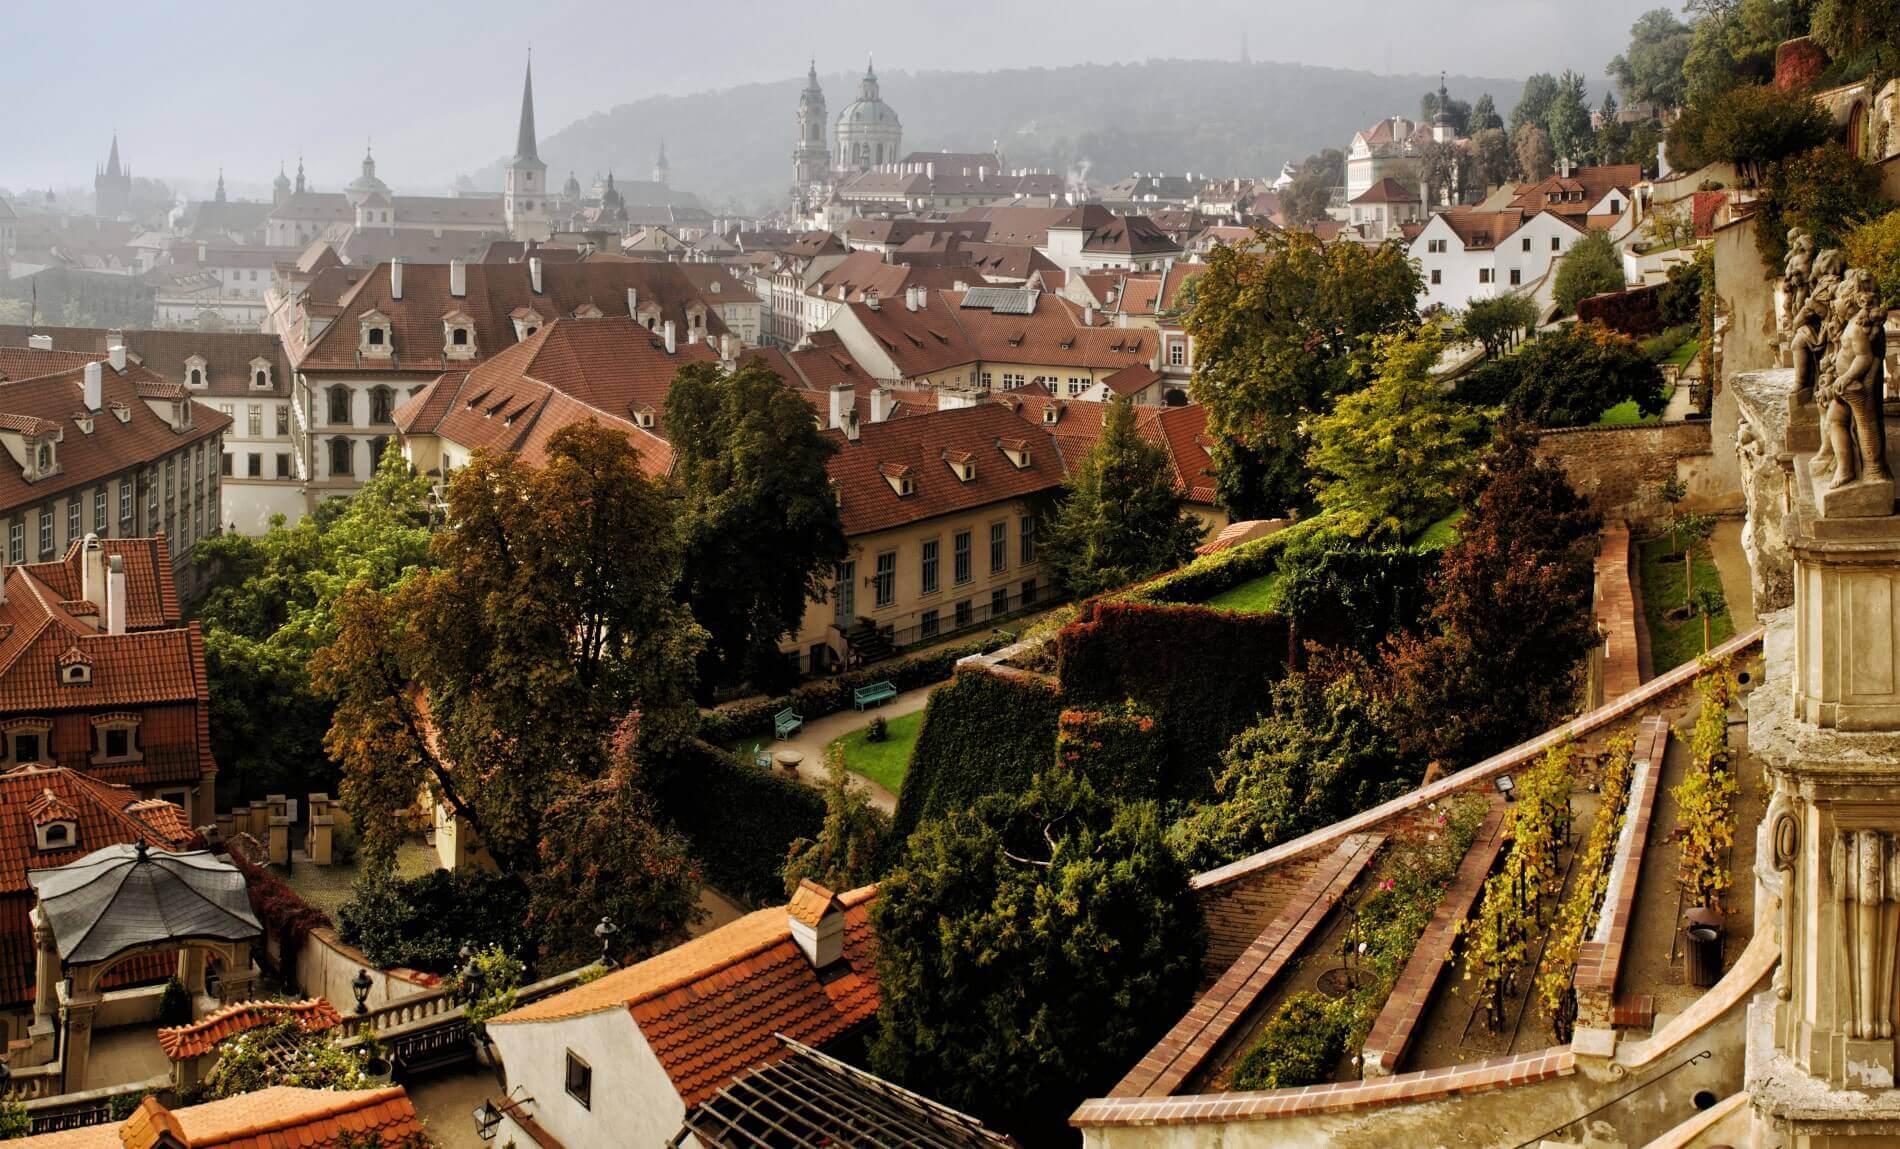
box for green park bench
[774,707,803,739]
[853,680,898,710]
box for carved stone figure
[1789,282,1835,403]
[1783,227,1816,329]
[1817,270,1892,491]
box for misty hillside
[468,59,1529,215]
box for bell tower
[505,54,551,242]
[792,59,830,213]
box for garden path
[765,683,942,814]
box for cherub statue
[1810,284,1857,479]
[1789,281,1835,403]
[1818,270,1892,491]
[1782,228,1815,330]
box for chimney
[870,386,893,423]
[80,534,102,605]
[688,328,702,345]
[625,287,639,317]
[83,362,102,413]
[106,554,126,636]
[389,258,403,300]
[107,342,126,373]
[1083,305,1095,327]
[866,288,880,311]
[905,286,919,312]
[449,259,466,298]
[529,257,544,294]
[663,320,677,354]
[828,382,853,430]
[789,880,846,970]
[27,335,52,351]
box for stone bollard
[267,815,291,865]
[247,801,268,839]
[214,812,234,842]
[309,815,335,865]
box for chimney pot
[390,258,404,300]
[83,362,103,413]
[27,334,52,351]
[448,259,466,298]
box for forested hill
[465,59,1528,214]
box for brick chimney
[869,387,893,423]
[389,259,403,300]
[788,879,845,970]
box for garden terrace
[1073,629,1767,1147]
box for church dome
[345,148,390,205]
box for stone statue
[1783,227,1816,329]
[1816,270,1892,492]
[1788,281,1834,404]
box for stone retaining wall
[1534,420,1723,530]
[1573,715,1671,1029]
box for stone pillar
[59,993,98,1096]
[214,812,234,843]
[309,815,334,865]
[217,942,258,1004]
[177,948,206,997]
[267,815,290,865]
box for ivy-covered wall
[653,739,827,906]
[891,667,1062,845]
[1056,701,1168,802]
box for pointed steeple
[514,54,540,164]
[105,133,122,179]
[295,154,306,194]
[215,168,226,203]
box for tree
[1381,428,1601,767]
[1753,144,1887,269]
[1692,586,1728,652]
[1417,138,1469,206]
[1460,295,1539,358]
[1471,128,1515,190]
[1169,657,1406,873]
[1554,230,1628,316]
[871,769,1204,1134]
[1041,395,1205,596]
[1283,148,1345,226]
[1472,92,1504,132]
[1420,90,1472,137]
[784,750,891,895]
[1186,229,1422,515]
[1307,327,1486,541]
[530,715,703,964]
[1669,84,1831,183]
[315,423,703,875]
[1514,123,1555,182]
[1608,9,1694,109]
[1490,322,1667,427]
[193,450,435,801]
[1274,532,1436,656]
[1674,511,1718,604]
[1510,73,1562,140]
[1682,0,1791,102]
[1845,210,1900,310]
[666,358,845,692]
[1547,70,1595,164]
[1812,0,1900,73]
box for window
[873,550,895,609]
[66,499,79,545]
[1169,339,1185,367]
[920,609,939,639]
[328,387,351,425]
[1551,236,1561,252]
[366,327,385,347]
[370,386,394,425]
[369,437,389,473]
[93,488,105,535]
[99,725,133,761]
[38,510,52,559]
[1510,268,1522,286]
[954,530,972,585]
[118,484,132,535]
[221,453,233,477]
[247,453,262,478]
[1427,238,1447,253]
[1020,517,1037,564]
[276,453,291,479]
[1001,372,1024,389]
[1521,237,1532,251]
[564,1052,591,1110]
[247,404,263,437]
[276,405,290,437]
[7,523,20,565]
[954,599,972,629]
[1022,578,1039,606]
[329,438,353,477]
[254,369,268,389]
[13,733,40,765]
[451,327,468,346]
[1067,376,1087,397]
[991,587,1009,616]
[834,560,855,624]
[1478,268,1493,284]
[989,521,1007,574]
[42,823,67,846]
[921,539,939,595]
[979,372,993,390]
[1430,269,1441,285]
[190,368,204,387]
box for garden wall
[295,928,440,1013]
[1534,421,1720,530]
[654,740,827,907]
[1577,285,1663,336]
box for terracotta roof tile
[106,1085,425,1148]
[826,406,1066,535]
[787,879,839,927]
[157,997,343,1061]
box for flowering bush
[1055,700,1167,801]
[203,1019,372,1099]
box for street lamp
[1494,774,1517,804]
[351,968,372,1015]
[594,917,618,969]
[461,952,487,1005]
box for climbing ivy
[1537,732,1638,1040]
[1675,660,1739,912]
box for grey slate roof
[28,844,260,963]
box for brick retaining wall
[1573,715,1672,1029]
[1594,521,1642,705]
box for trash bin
[1685,907,1725,988]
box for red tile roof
[825,405,1067,535]
[111,1086,425,1149]
[491,886,880,1109]
[158,998,343,1061]
[1350,177,1421,205]
[993,394,1217,506]
[1507,164,1641,217]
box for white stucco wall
[489,1008,686,1149]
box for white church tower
[505,55,551,242]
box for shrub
[453,946,524,1038]
[892,669,1062,846]
[698,636,1007,744]
[1658,258,1703,327]
[783,747,890,896]
[1122,514,1331,606]
[1230,992,1353,1090]
[1483,322,1666,428]
[1576,284,1664,336]
[1056,701,1167,802]
[1554,232,1627,316]
[1667,83,1831,179]
[650,739,827,906]
[226,849,332,975]
[1845,209,1900,310]
[337,868,532,973]
[158,978,193,1027]
[1753,144,1886,270]
[1274,531,1437,657]
[1058,600,1290,801]
[865,715,888,744]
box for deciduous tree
[1547,70,1595,164]
[1486,321,1667,427]
[1041,395,1205,596]
[1471,92,1504,131]
[783,750,891,896]
[1460,295,1539,358]
[1514,123,1555,182]
[1554,230,1629,316]
[667,358,845,692]
[1608,9,1694,109]
[1471,128,1515,190]
[1282,148,1345,226]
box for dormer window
[36,821,75,852]
[59,647,92,686]
[249,358,274,389]
[91,714,142,764]
[1042,405,1061,425]
[110,402,131,424]
[358,309,393,359]
[5,719,51,767]
[511,309,543,342]
[633,407,656,429]
[185,356,209,388]
[573,303,604,319]
[35,441,53,474]
[943,450,976,483]
[997,437,1032,470]
[442,311,476,360]
[879,462,914,497]
[72,413,94,435]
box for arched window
[328,386,352,426]
[329,437,354,477]
[369,436,389,472]
[367,327,385,347]
[36,442,51,472]
[254,369,267,388]
[370,386,394,425]
[190,368,203,386]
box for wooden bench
[853,681,897,710]
[751,743,773,769]
[773,708,803,739]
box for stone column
[217,942,258,1004]
[308,815,334,865]
[58,992,99,1096]
[267,815,290,865]
[176,947,206,997]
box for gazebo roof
[27,843,260,964]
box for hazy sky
[3,0,1664,197]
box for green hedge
[1057,600,1290,802]
[1056,701,1167,802]
[700,636,1007,745]
[1121,515,1329,606]
[892,668,1062,845]
[652,739,828,906]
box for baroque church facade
[791,59,903,213]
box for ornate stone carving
[1830,829,1900,1042]
[1763,788,1801,1001]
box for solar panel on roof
[958,287,1038,315]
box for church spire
[514,53,540,164]
[105,133,122,179]
[215,168,226,203]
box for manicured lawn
[1637,534,1734,674]
[1204,570,1283,613]
[1411,509,1465,550]
[831,710,923,795]
[1663,338,1700,369]
[1599,380,1678,426]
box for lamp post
[1494,774,1517,804]
[351,968,372,1015]
[594,917,618,969]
